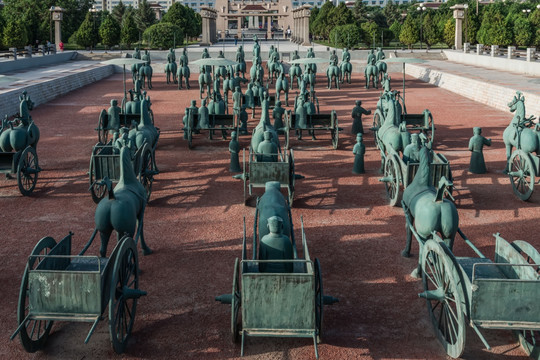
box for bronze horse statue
[503,91,540,171]
[94,146,152,257]
[0,94,40,152]
[401,146,459,267]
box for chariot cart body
[11,232,146,354]
[403,204,540,359]
[96,108,155,145]
[89,141,157,203]
[183,110,237,149]
[380,146,452,206]
[0,145,40,196]
[283,110,339,149]
[216,215,338,358]
[242,147,295,206]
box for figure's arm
[362,107,371,115]
[468,138,474,151]
[484,137,492,146]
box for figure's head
[239,45,243,51]
[267,216,283,234]
[264,131,272,141]
[474,127,482,135]
[370,49,374,54]
[235,86,240,92]
[411,133,419,144]
[357,133,363,142]
[332,50,336,55]
[231,130,237,139]
[355,100,361,106]
[191,100,197,107]
[111,99,118,107]
[183,48,187,54]
[248,83,252,89]
[276,100,282,107]
[344,48,348,52]
[202,98,207,106]
[219,50,223,55]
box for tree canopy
[142,22,183,49]
[99,13,121,48]
[161,2,201,39]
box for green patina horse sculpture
[503,91,540,171]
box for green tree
[513,16,532,46]
[383,0,401,27]
[99,13,120,49]
[353,0,368,23]
[309,7,320,34]
[112,0,127,24]
[329,24,363,48]
[74,11,98,48]
[161,2,201,40]
[328,2,354,29]
[134,0,156,33]
[142,22,183,49]
[443,18,455,47]
[121,11,139,47]
[389,20,402,43]
[3,19,28,48]
[422,12,440,48]
[361,21,379,48]
[399,15,418,49]
[311,1,335,39]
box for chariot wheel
[98,109,109,144]
[511,240,540,358]
[89,157,107,204]
[17,146,39,196]
[231,258,241,343]
[137,144,154,202]
[384,156,402,207]
[314,258,323,344]
[17,236,56,352]
[109,237,140,354]
[331,112,339,150]
[421,239,466,359]
[508,150,535,201]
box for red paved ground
[0,69,537,359]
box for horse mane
[115,146,146,201]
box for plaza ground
[0,49,538,359]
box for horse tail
[440,201,459,247]
[27,121,40,148]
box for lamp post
[417,4,426,50]
[89,5,98,53]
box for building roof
[242,4,267,11]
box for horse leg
[186,78,190,89]
[99,229,113,258]
[136,212,152,255]
[402,222,412,258]
[285,92,289,107]
[504,144,513,173]
[179,76,183,90]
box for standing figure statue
[198,98,210,130]
[239,105,249,135]
[232,86,243,124]
[198,67,212,99]
[295,98,307,140]
[245,83,255,118]
[253,35,261,59]
[469,127,492,174]
[257,131,279,162]
[258,216,293,273]
[107,99,121,134]
[351,100,371,134]
[352,133,366,174]
[229,131,241,172]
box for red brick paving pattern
[0,70,536,359]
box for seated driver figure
[259,216,294,273]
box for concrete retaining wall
[444,50,540,77]
[1,64,114,118]
[0,52,77,74]
[406,63,540,116]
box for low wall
[1,64,114,118]
[443,50,540,77]
[406,63,540,116]
[0,51,77,74]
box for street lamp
[417,4,426,50]
[89,5,98,53]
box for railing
[462,42,539,62]
[0,45,56,60]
